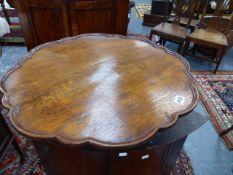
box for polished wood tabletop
[0,34,198,148]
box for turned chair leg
[149,31,153,40]
[159,38,163,45]
[177,44,182,54]
[192,44,197,55]
[181,40,190,56]
[149,31,160,44]
[0,45,2,57]
[1,92,25,164]
[12,138,25,163]
[162,39,167,46]
[214,61,220,74]
[178,41,185,55]
[214,48,226,74]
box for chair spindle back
[199,0,233,34]
[173,0,200,27]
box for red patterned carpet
[194,71,233,150]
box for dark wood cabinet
[13,0,129,50]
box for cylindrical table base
[33,137,186,175]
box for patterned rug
[0,109,44,175]
[194,71,233,150]
[0,9,24,43]
[135,3,151,18]
[0,110,194,175]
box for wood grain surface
[0,34,198,148]
[13,0,129,50]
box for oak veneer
[31,101,207,175]
[0,34,198,148]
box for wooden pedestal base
[30,101,208,175]
[34,137,186,175]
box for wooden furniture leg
[0,45,2,57]
[0,112,25,163]
[33,137,187,175]
[214,48,226,74]
[181,39,190,56]
[149,30,154,40]
[177,42,184,54]
[0,93,24,163]
[192,44,197,55]
[162,39,167,46]
[12,139,24,163]
[159,38,163,45]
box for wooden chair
[183,0,233,73]
[149,0,173,42]
[149,0,200,54]
[0,92,24,163]
[167,0,203,30]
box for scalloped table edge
[0,33,199,148]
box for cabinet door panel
[71,0,116,34]
[14,0,70,50]
[27,0,70,45]
[29,7,67,44]
[13,0,129,50]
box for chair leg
[214,62,220,74]
[214,48,226,74]
[162,39,167,46]
[12,138,25,163]
[0,95,24,164]
[149,30,157,41]
[149,31,153,40]
[181,40,190,56]
[177,42,185,54]
[0,45,2,57]
[192,44,197,55]
[159,38,167,46]
[159,38,163,45]
[149,31,160,44]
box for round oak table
[0,34,206,175]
